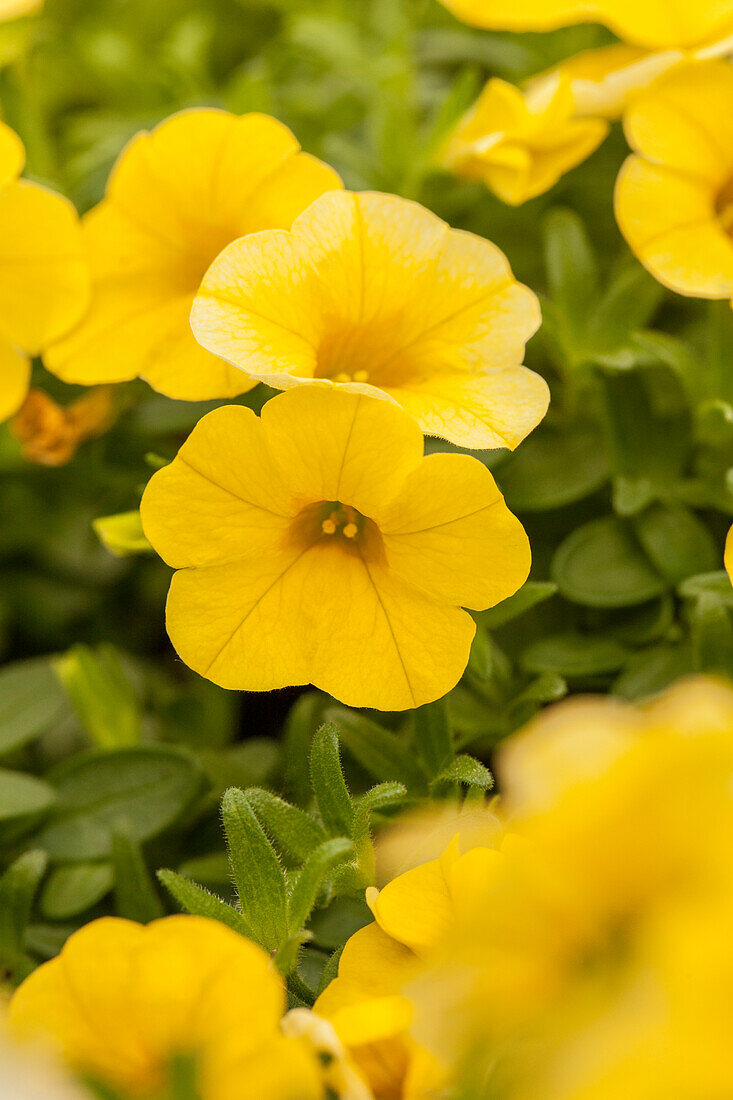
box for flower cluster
[312,676,733,1098]
[439,0,733,304]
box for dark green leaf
[553,516,667,608]
[0,658,67,757]
[112,831,165,922]
[309,723,354,837]
[287,838,353,936]
[40,862,113,920]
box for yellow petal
[164,539,476,710]
[0,180,88,355]
[261,387,424,520]
[46,109,340,398]
[141,404,294,569]
[726,525,733,583]
[622,60,733,185]
[327,995,414,1047]
[315,923,419,1019]
[380,451,531,609]
[0,0,42,18]
[615,157,733,298]
[0,338,30,422]
[211,1036,324,1100]
[437,0,733,49]
[366,844,460,954]
[388,367,549,449]
[0,119,24,188]
[193,190,543,449]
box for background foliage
[2,0,733,998]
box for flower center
[289,501,385,561]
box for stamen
[334,372,351,383]
[321,518,337,535]
[343,522,358,539]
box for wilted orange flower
[140,387,531,710]
[616,60,733,299]
[45,109,341,400]
[12,387,115,466]
[0,122,88,423]
[191,189,546,450]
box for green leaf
[326,708,429,793]
[437,755,494,789]
[309,723,354,837]
[678,571,733,603]
[53,643,141,749]
[0,850,47,966]
[476,582,558,630]
[553,516,667,608]
[245,789,326,862]
[0,657,67,757]
[157,869,252,937]
[633,504,718,585]
[287,838,353,937]
[500,421,609,511]
[221,787,288,952]
[413,699,453,778]
[522,633,629,678]
[543,209,598,352]
[112,831,165,923]
[37,746,204,861]
[40,862,113,920]
[689,594,733,677]
[0,768,55,823]
[350,781,407,885]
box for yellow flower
[316,835,503,1099]
[190,189,546,450]
[442,73,609,205]
[405,678,733,1098]
[0,122,88,423]
[44,109,341,400]
[140,386,531,710]
[437,0,733,50]
[9,915,347,1100]
[726,524,733,581]
[615,60,733,300]
[0,0,42,19]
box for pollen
[343,522,358,539]
[321,517,337,535]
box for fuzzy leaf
[309,723,354,837]
[221,787,288,952]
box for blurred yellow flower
[726,524,733,581]
[316,835,503,1099]
[0,0,42,19]
[191,189,546,450]
[45,109,341,400]
[9,915,348,1100]
[0,122,88,423]
[615,60,733,300]
[406,678,733,1098]
[437,0,733,50]
[140,386,531,710]
[442,73,609,204]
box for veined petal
[0,180,88,354]
[0,338,30,422]
[381,452,531,609]
[388,366,549,450]
[261,387,424,519]
[140,405,294,569]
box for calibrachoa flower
[9,915,363,1100]
[437,0,733,50]
[191,189,546,450]
[0,122,88,423]
[442,73,609,205]
[616,60,733,300]
[140,387,531,710]
[406,678,733,1099]
[315,831,504,1100]
[44,109,341,400]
